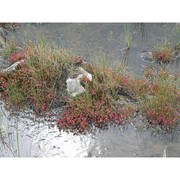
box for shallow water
[12,23,180,74]
[0,23,180,157]
[1,101,180,157]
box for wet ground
[0,23,180,157]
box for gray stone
[0,57,8,71]
[140,51,154,62]
[1,60,24,74]
[0,27,7,47]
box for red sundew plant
[141,76,180,128]
[119,75,130,87]
[144,106,179,127]
[153,44,173,63]
[57,98,135,133]
[0,75,8,96]
[8,50,26,64]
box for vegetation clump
[57,64,136,132]
[141,66,180,130]
[153,43,174,63]
[0,38,179,133]
[0,40,78,113]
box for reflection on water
[0,23,180,157]
[1,101,180,157]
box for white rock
[2,60,24,73]
[77,67,92,81]
[66,78,85,97]
[66,67,92,97]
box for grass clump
[141,66,180,129]
[0,39,77,113]
[124,24,133,49]
[1,40,17,60]
[57,62,137,133]
[153,43,174,63]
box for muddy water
[0,23,180,157]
